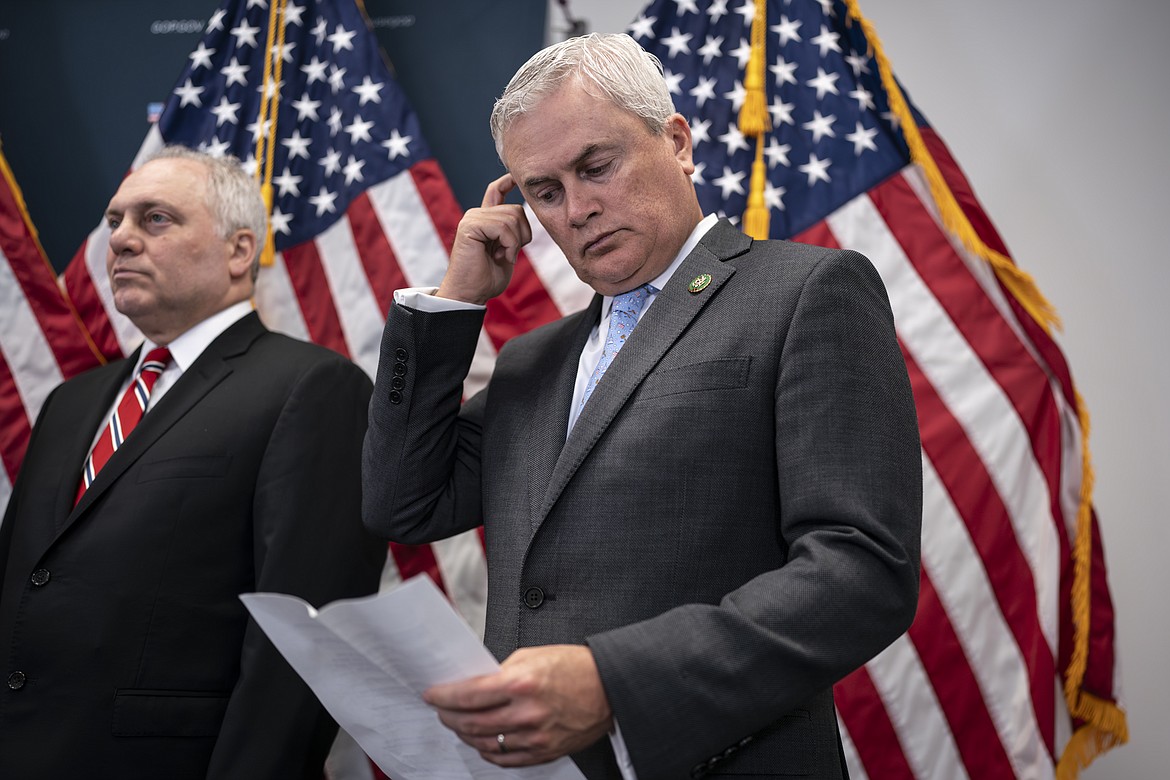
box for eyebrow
[105,198,178,220]
[521,143,613,191]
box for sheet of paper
[241,575,586,780]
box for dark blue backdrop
[0,0,546,270]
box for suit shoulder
[749,237,864,265]
[254,330,356,365]
[244,331,371,388]
[742,238,880,284]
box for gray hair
[489,33,676,161]
[145,145,268,280]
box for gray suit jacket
[363,220,922,779]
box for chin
[112,296,149,323]
[577,261,641,292]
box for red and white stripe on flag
[0,147,103,518]
[805,128,1124,779]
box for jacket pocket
[635,357,751,403]
[112,688,230,737]
[136,455,231,483]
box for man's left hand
[423,644,613,767]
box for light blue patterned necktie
[580,283,657,410]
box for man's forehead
[109,160,202,209]
[502,100,643,176]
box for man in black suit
[0,145,385,778]
[362,34,922,779]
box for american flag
[50,0,562,639]
[0,0,1128,777]
[626,0,1126,777]
[0,145,104,515]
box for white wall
[555,0,1170,776]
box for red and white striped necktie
[76,347,172,504]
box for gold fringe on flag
[253,0,289,268]
[738,0,770,239]
[1054,393,1130,779]
[839,1,1127,775]
[840,0,1059,333]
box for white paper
[241,575,586,780]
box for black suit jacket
[364,221,922,779]
[0,312,386,779]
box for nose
[107,220,142,256]
[565,184,600,229]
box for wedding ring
[497,732,508,754]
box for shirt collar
[137,300,254,372]
[647,213,719,292]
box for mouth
[109,266,146,285]
[583,229,620,255]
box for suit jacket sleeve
[362,302,488,543]
[587,248,923,777]
[206,356,385,779]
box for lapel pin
[688,273,713,294]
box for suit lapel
[66,314,265,529]
[523,298,600,534]
[536,220,751,525]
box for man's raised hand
[437,173,532,305]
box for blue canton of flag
[67,0,465,375]
[630,0,916,238]
[162,0,427,250]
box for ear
[226,229,258,281]
[667,114,696,176]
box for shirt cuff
[394,287,486,313]
[610,719,639,780]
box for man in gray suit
[362,33,921,780]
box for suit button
[391,376,405,390]
[30,569,50,587]
[393,362,407,377]
[388,390,403,405]
[7,671,26,690]
[523,587,544,609]
[395,348,408,361]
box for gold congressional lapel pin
[687,273,713,294]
